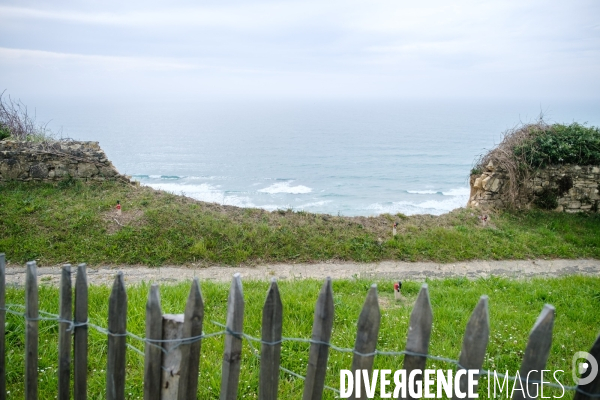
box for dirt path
[4,259,600,286]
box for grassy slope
[1,180,599,266]
[4,277,600,398]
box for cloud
[0,47,197,72]
[0,0,598,99]
[0,3,331,31]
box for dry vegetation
[472,118,552,206]
[0,90,57,142]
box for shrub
[474,118,600,208]
[513,123,600,168]
[0,122,10,140]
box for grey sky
[1,0,599,100]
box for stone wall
[468,163,600,213]
[0,140,130,183]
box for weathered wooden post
[106,272,127,400]
[351,284,381,400]
[512,305,555,400]
[220,273,245,400]
[302,277,334,400]
[259,279,283,400]
[161,314,185,400]
[453,296,489,400]
[574,334,600,400]
[399,283,432,400]
[58,264,72,400]
[178,278,204,400]
[25,261,38,400]
[144,284,162,400]
[74,263,88,400]
[0,253,5,400]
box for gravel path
[4,259,600,286]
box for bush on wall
[473,118,600,208]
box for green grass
[3,276,600,399]
[1,180,599,266]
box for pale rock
[482,176,491,188]
[77,163,98,178]
[490,178,501,192]
[54,164,69,177]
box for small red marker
[394,281,402,300]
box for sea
[32,98,600,216]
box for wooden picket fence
[0,254,599,400]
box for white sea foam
[297,200,333,209]
[406,189,440,195]
[144,182,289,211]
[146,182,226,203]
[258,181,312,194]
[366,189,469,216]
[442,187,471,196]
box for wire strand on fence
[2,304,599,398]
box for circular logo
[572,351,598,386]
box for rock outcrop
[0,140,130,183]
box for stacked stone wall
[0,140,130,183]
[468,163,600,213]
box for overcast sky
[1,0,599,100]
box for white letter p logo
[572,351,598,386]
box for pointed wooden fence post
[58,265,72,400]
[453,295,489,400]
[0,253,6,400]
[25,261,38,400]
[144,284,162,400]
[178,278,204,400]
[574,334,600,400]
[0,253,5,400]
[351,284,381,400]
[400,283,432,400]
[74,263,88,400]
[107,272,127,400]
[161,314,184,400]
[512,304,555,400]
[220,273,245,400]
[302,277,334,400]
[259,279,283,400]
